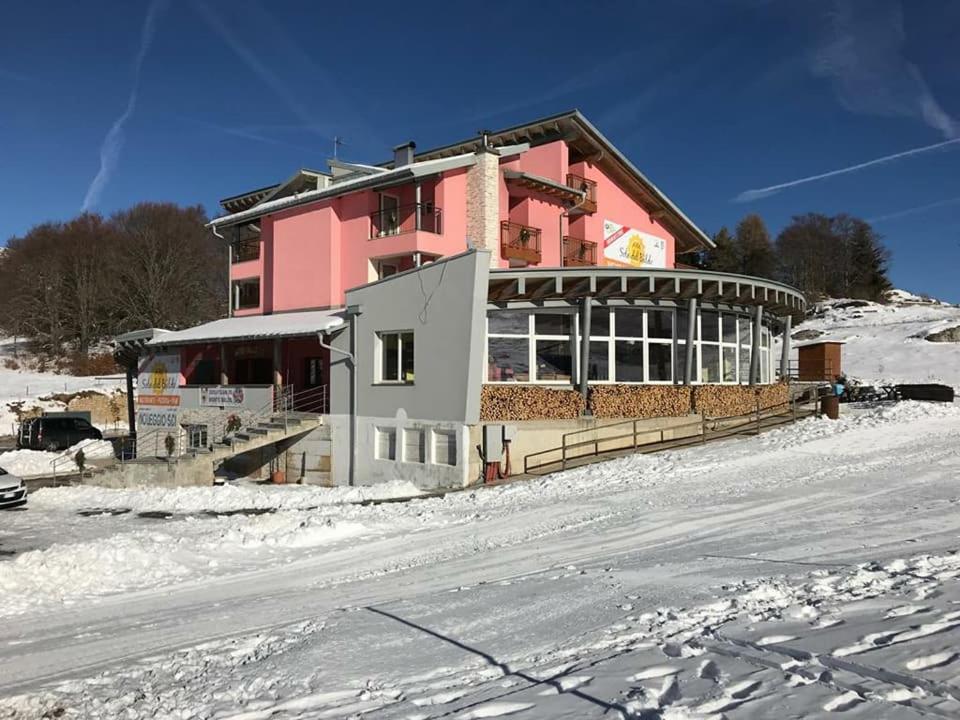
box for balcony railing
[500,221,542,264]
[231,237,260,264]
[562,235,598,266]
[370,203,442,238]
[566,173,597,213]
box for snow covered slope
[789,289,960,388]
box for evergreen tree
[735,214,776,279]
[704,227,740,273]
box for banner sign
[137,395,181,407]
[602,220,668,269]
[200,386,246,407]
[137,353,181,407]
[136,406,179,430]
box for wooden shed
[797,341,843,382]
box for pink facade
[228,137,679,316]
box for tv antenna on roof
[333,135,346,158]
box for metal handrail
[524,391,826,474]
[50,437,107,483]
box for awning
[145,310,346,347]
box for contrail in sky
[734,136,960,202]
[868,195,960,223]
[82,0,166,212]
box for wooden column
[273,338,283,387]
[219,343,229,385]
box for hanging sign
[137,352,181,407]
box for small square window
[378,331,414,383]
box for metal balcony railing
[370,203,442,238]
[566,173,597,213]
[500,221,542,264]
[562,235,598,266]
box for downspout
[317,312,360,487]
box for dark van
[17,415,103,451]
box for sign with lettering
[137,352,181,406]
[136,406,179,430]
[200,386,246,407]
[602,220,668,269]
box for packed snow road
[2,402,960,718]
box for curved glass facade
[486,305,774,385]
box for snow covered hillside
[788,289,960,388]
[2,401,960,718]
[0,337,125,435]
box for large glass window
[614,340,644,382]
[647,310,673,339]
[648,343,672,381]
[486,310,576,383]
[700,345,720,383]
[487,338,529,382]
[587,341,609,381]
[535,340,573,382]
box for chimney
[393,141,416,167]
[466,132,500,267]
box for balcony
[500,222,542,264]
[562,235,598,266]
[370,203,442,238]
[566,173,597,214]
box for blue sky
[1,0,958,300]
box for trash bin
[270,470,286,484]
[820,395,840,420]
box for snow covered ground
[789,290,960,388]
[1,401,960,718]
[0,439,115,478]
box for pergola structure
[486,266,807,401]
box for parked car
[0,468,27,509]
[16,415,102,452]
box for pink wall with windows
[568,160,676,269]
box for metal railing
[49,437,110,483]
[523,391,829,474]
[369,203,442,238]
[777,360,837,382]
[500,221,542,263]
[230,237,260,263]
[566,173,597,212]
[562,235,597,266]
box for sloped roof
[146,310,345,346]
[210,153,476,228]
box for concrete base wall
[469,414,703,478]
[323,412,471,490]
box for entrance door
[302,357,326,412]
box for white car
[0,468,27,509]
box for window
[233,278,260,310]
[486,310,576,383]
[404,427,425,463]
[230,223,261,263]
[375,426,396,460]
[377,193,401,236]
[187,424,208,449]
[305,357,324,388]
[433,429,457,466]
[378,331,414,383]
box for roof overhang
[413,110,715,253]
[487,267,806,318]
[142,310,346,348]
[503,170,584,204]
[210,154,476,229]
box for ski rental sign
[602,220,668,269]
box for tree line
[0,203,226,371]
[688,213,892,301]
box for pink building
[218,111,710,318]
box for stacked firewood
[589,385,692,418]
[480,386,585,421]
[692,383,788,418]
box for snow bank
[0,439,114,477]
[0,512,382,617]
[28,478,424,513]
